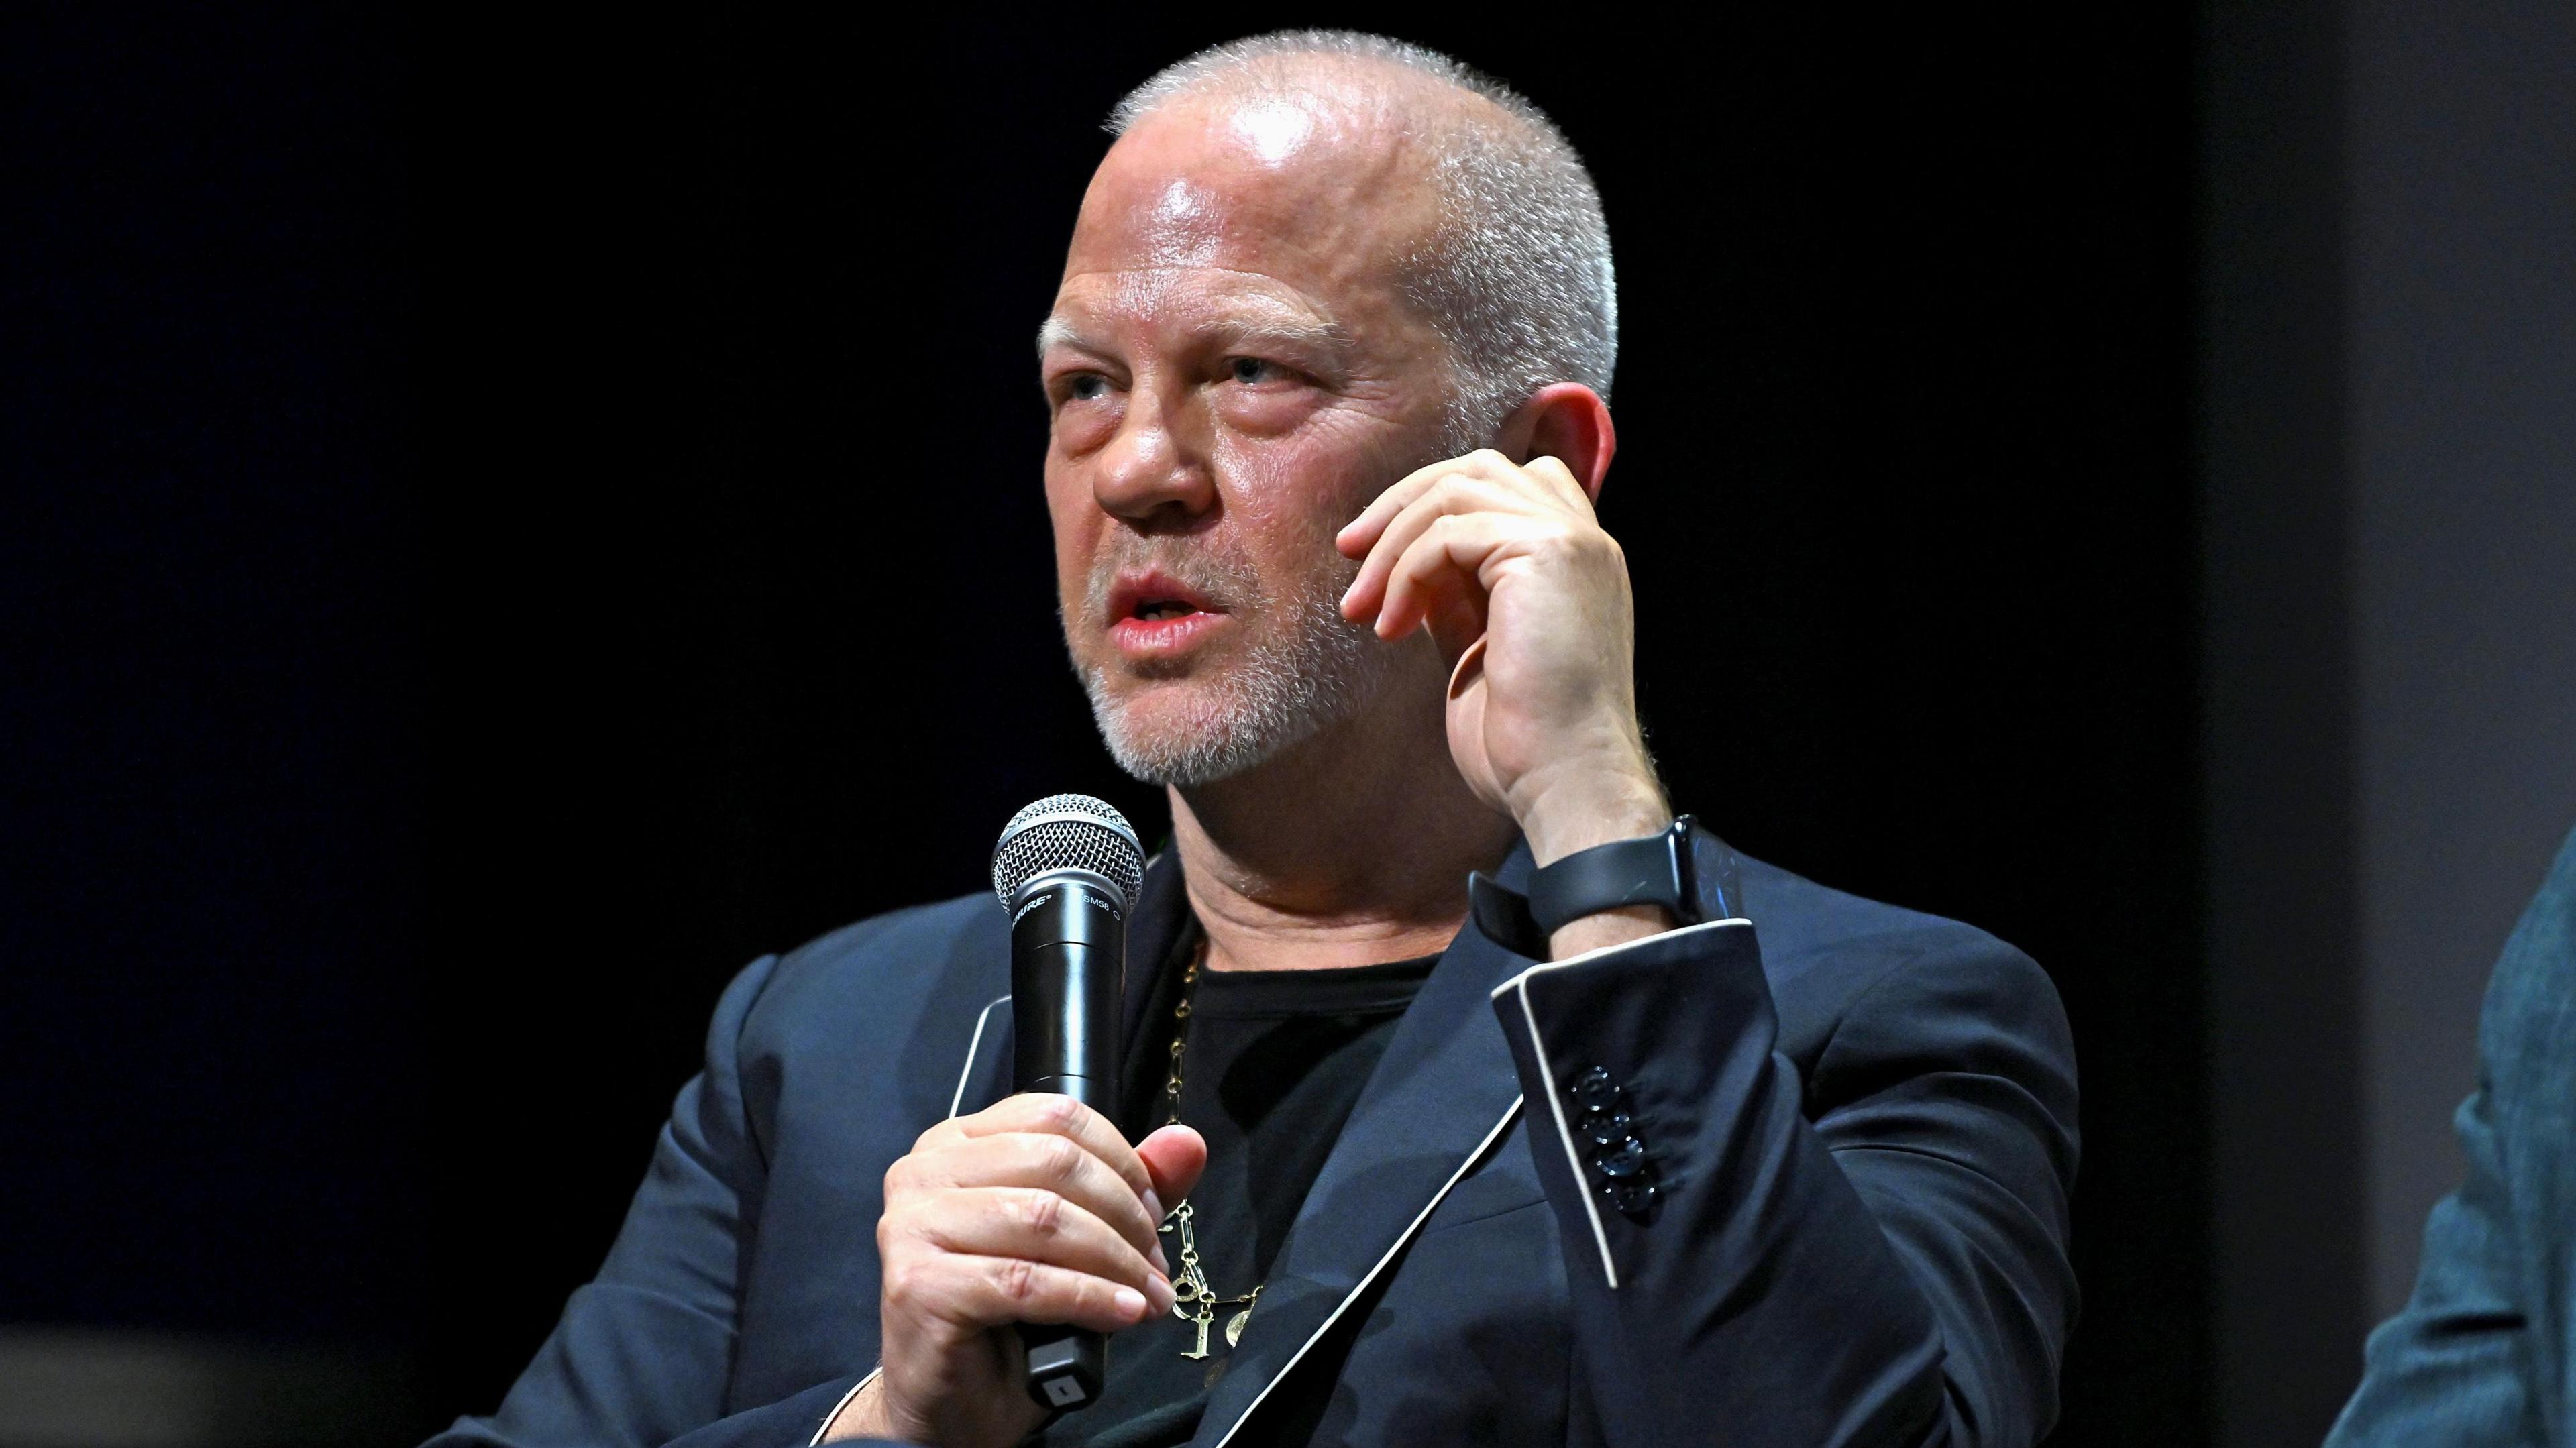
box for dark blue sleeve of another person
[2326,824,2576,1447]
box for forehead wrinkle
[1220,317,1358,353]
[1056,265,1347,335]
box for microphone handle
[1009,876,1126,1413]
[1016,1057,1112,1412]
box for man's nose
[1092,385,1216,525]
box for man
[433,31,2078,1448]
[2326,824,2576,1446]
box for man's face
[1041,93,1462,785]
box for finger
[894,1188,1173,1312]
[1340,475,1542,625]
[1334,449,1532,559]
[1377,513,1550,641]
[955,1092,1157,1207]
[1522,454,1595,513]
[1135,1124,1208,1210]
[912,1131,1167,1264]
[1373,514,1484,641]
[890,1251,1161,1336]
[1336,460,1460,561]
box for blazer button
[1572,1066,1656,1217]
[1595,1137,1649,1179]
[1580,1108,1633,1148]
[1601,1179,1657,1214]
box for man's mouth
[1105,569,1221,622]
[1104,571,1230,657]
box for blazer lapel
[948,993,1015,1119]
[1190,844,1540,1448]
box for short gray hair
[1108,31,1617,443]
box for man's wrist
[1514,752,1670,867]
[1511,757,1685,959]
[819,1373,891,1443]
[1546,903,1671,960]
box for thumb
[1136,1123,1209,1215]
[1446,632,1489,701]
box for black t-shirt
[1038,934,1438,1448]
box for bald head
[1104,32,1617,439]
[1079,89,1443,282]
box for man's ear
[1495,383,1617,502]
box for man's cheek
[1212,436,1340,522]
[1041,481,1091,579]
[1051,540,1095,636]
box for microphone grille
[991,793,1145,911]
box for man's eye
[1065,374,1109,402]
[1228,357,1280,385]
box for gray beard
[1074,563,1403,789]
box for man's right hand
[824,1093,1206,1447]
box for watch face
[1684,817,1746,924]
[1663,818,1705,926]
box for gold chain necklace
[1160,937,1261,1361]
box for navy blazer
[432,836,2079,1448]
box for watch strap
[1468,869,1549,959]
[1470,815,1701,958]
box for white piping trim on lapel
[1203,1095,1523,1448]
[1489,917,1752,1294]
[808,1366,884,1446]
[950,994,1012,1119]
[824,993,1006,1443]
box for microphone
[991,793,1146,1413]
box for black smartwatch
[1469,814,1706,958]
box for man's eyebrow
[1035,317,1090,359]
[1034,315,1360,359]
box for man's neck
[1169,677,1515,974]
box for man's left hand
[1336,448,1668,870]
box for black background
[7,12,2203,1445]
